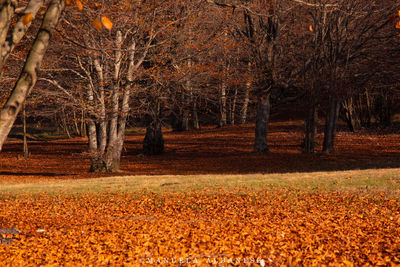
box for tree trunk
[61,107,71,138]
[322,97,341,153]
[73,109,81,136]
[0,0,64,151]
[0,0,46,73]
[143,123,164,155]
[80,110,86,137]
[230,87,237,125]
[22,103,29,158]
[254,93,271,153]
[364,89,372,127]
[376,90,392,127]
[342,97,360,132]
[182,109,189,131]
[180,90,190,131]
[193,97,200,130]
[303,102,318,153]
[241,87,250,124]
[87,37,134,173]
[219,81,227,127]
[241,62,251,124]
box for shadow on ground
[1,123,400,181]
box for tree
[0,0,65,151]
[55,0,186,172]
[298,0,397,153]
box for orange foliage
[92,18,102,30]
[101,16,113,30]
[0,191,399,265]
[75,0,83,10]
[22,13,33,25]
[0,125,399,264]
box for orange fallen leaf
[101,16,113,30]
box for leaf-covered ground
[0,190,399,265]
[0,122,399,182]
[0,123,400,265]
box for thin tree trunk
[181,90,189,131]
[182,109,189,131]
[230,87,237,125]
[241,62,252,124]
[240,88,250,124]
[303,102,317,153]
[80,110,86,137]
[108,31,122,146]
[72,109,80,136]
[193,97,200,129]
[61,107,71,138]
[342,97,360,132]
[364,89,372,127]
[322,97,341,153]
[219,81,227,127]
[93,58,107,154]
[22,103,29,158]
[254,93,271,153]
[0,0,64,151]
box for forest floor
[0,121,400,265]
[0,121,400,182]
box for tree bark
[0,0,64,151]
[254,93,271,153]
[303,102,318,153]
[342,97,360,132]
[219,81,227,127]
[0,0,44,73]
[322,97,341,153]
[87,39,134,173]
[192,97,200,129]
[240,87,250,124]
[22,103,29,158]
[230,87,237,125]
[143,122,164,156]
[181,90,189,131]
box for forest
[0,0,399,172]
[0,0,400,265]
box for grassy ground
[1,168,400,196]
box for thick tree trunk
[254,93,271,153]
[88,120,125,173]
[0,0,64,151]
[143,123,164,155]
[303,102,318,153]
[322,97,341,153]
[87,37,134,173]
